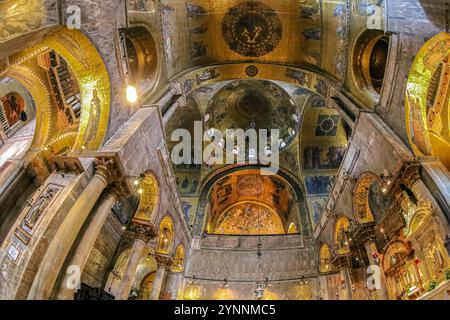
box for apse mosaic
[201,169,299,235]
[214,202,285,235]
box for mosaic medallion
[222,1,283,57]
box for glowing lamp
[126,85,138,104]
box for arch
[352,29,390,99]
[352,172,384,224]
[175,63,331,99]
[193,164,310,236]
[405,32,450,171]
[171,244,185,273]
[319,243,332,273]
[120,25,160,92]
[9,26,111,151]
[140,272,156,300]
[134,173,160,223]
[334,216,351,255]
[382,241,410,272]
[105,247,132,295]
[2,65,53,148]
[156,215,174,255]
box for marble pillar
[115,239,147,300]
[56,183,128,300]
[364,241,388,300]
[161,272,183,300]
[27,159,115,300]
[150,254,173,300]
[339,265,353,300]
[115,222,157,300]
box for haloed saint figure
[84,88,101,147]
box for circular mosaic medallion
[246,65,259,77]
[222,1,283,57]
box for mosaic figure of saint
[84,89,101,146]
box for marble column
[28,159,115,300]
[115,239,147,300]
[115,223,157,300]
[150,254,173,300]
[162,101,182,125]
[339,264,353,300]
[364,241,388,300]
[161,271,183,300]
[56,183,128,300]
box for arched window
[319,243,332,273]
[171,244,185,273]
[406,32,450,171]
[334,216,351,255]
[157,216,174,254]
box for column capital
[93,158,116,184]
[155,253,174,270]
[125,221,158,243]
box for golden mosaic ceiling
[160,0,350,80]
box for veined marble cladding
[0,170,92,299]
[81,213,123,289]
[185,235,317,282]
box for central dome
[204,80,300,152]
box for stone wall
[184,234,318,299]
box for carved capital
[155,253,174,270]
[125,221,158,243]
[93,158,117,184]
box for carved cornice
[49,155,84,174]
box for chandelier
[253,175,270,299]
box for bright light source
[138,188,144,194]
[134,180,140,186]
[126,85,138,104]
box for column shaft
[150,267,167,300]
[364,241,388,300]
[161,272,182,300]
[339,267,352,300]
[27,172,109,300]
[56,192,117,300]
[115,239,146,300]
